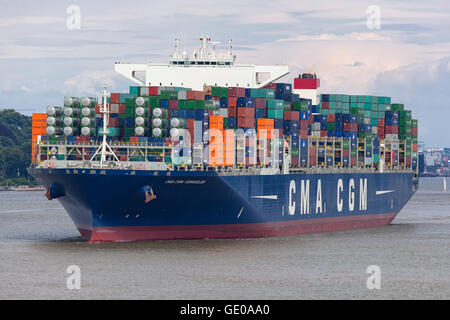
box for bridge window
[211,62,217,65]
[225,62,231,65]
[205,61,210,65]
[198,61,204,65]
[178,61,185,65]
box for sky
[0,0,449,147]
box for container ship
[28,37,419,242]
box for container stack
[38,81,417,169]
[62,97,81,137]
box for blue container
[344,114,352,123]
[194,109,204,120]
[274,119,284,129]
[160,99,169,109]
[169,110,179,117]
[351,115,358,123]
[185,110,195,118]
[300,156,307,165]
[220,97,228,108]
[204,95,212,100]
[66,136,75,142]
[343,157,349,165]
[311,105,319,113]
[334,131,343,138]
[125,118,135,127]
[314,115,322,122]
[320,115,328,123]
[255,108,266,118]
[335,122,342,131]
[228,117,236,128]
[300,111,309,120]
[321,94,330,102]
[335,113,343,122]
[320,122,328,131]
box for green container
[391,103,404,111]
[160,90,178,100]
[267,109,284,119]
[211,86,221,97]
[149,96,160,108]
[220,87,228,98]
[129,86,140,95]
[373,154,380,163]
[291,148,300,157]
[266,99,284,109]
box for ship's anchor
[45,183,65,200]
[141,185,157,203]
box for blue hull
[28,168,416,241]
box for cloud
[371,57,450,147]
[277,32,391,42]
[63,70,120,96]
[20,86,31,93]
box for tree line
[0,109,35,186]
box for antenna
[90,85,120,167]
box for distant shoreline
[0,186,46,191]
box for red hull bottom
[79,213,397,242]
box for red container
[212,96,220,101]
[309,147,316,156]
[148,86,158,96]
[186,91,196,100]
[412,143,418,152]
[228,87,246,97]
[263,83,277,90]
[300,120,309,129]
[291,157,299,166]
[378,119,385,126]
[110,93,120,104]
[237,107,255,118]
[320,130,327,137]
[300,129,308,139]
[119,104,125,114]
[411,127,418,136]
[350,156,357,166]
[169,99,178,109]
[109,118,120,127]
[237,117,255,128]
[254,98,266,108]
[386,126,398,134]
[185,119,195,129]
[228,107,237,117]
[119,155,128,162]
[343,149,350,157]
[406,157,412,166]
[328,114,335,122]
[293,78,320,90]
[321,102,329,109]
[283,111,299,121]
[228,97,237,108]
[308,156,317,166]
[195,91,205,100]
[129,136,139,144]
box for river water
[0,177,448,299]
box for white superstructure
[114,36,289,90]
